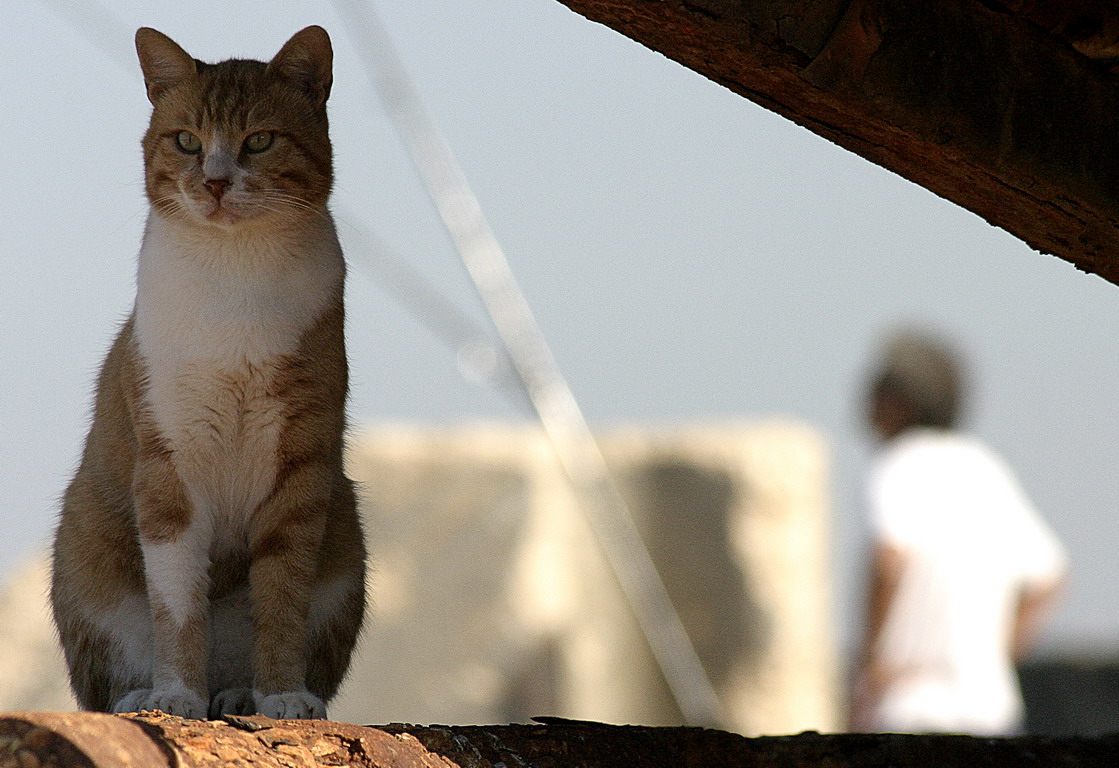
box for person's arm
[1011,575,1065,662]
[850,543,906,731]
[864,544,905,653]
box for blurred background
[3,0,1118,733]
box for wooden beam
[555,0,1119,285]
[2,712,1119,767]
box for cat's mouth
[206,204,239,223]
[182,186,277,228]
[201,197,245,226]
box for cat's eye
[175,131,202,154]
[243,131,274,154]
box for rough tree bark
[2,712,1118,768]
[554,0,1119,285]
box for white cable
[38,0,133,71]
[334,214,520,392]
[334,0,726,727]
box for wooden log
[2,712,1119,767]
[553,0,1119,286]
[0,712,451,768]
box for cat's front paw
[209,687,257,718]
[113,687,208,719]
[111,689,153,715]
[253,689,326,719]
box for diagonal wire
[333,0,726,727]
[333,212,521,395]
[37,0,134,71]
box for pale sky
[4,0,1119,655]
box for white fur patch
[141,510,213,628]
[116,686,208,719]
[93,592,153,681]
[201,131,239,183]
[134,212,344,530]
[254,689,326,719]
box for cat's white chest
[134,214,343,520]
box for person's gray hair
[870,331,965,430]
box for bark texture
[2,712,1119,767]
[555,0,1119,285]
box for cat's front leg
[127,456,212,719]
[246,462,331,719]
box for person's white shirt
[866,428,1067,734]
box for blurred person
[850,332,1067,735]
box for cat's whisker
[148,194,189,218]
[254,189,327,205]
[255,190,322,206]
[255,194,333,223]
[252,203,301,222]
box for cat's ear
[268,26,333,107]
[135,28,197,104]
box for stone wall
[0,421,837,735]
[0,557,74,712]
[330,421,837,734]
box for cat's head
[136,26,333,230]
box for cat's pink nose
[204,178,231,200]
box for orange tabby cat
[50,26,366,720]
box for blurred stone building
[331,420,836,732]
[0,421,838,735]
[0,557,73,712]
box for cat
[49,25,367,720]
